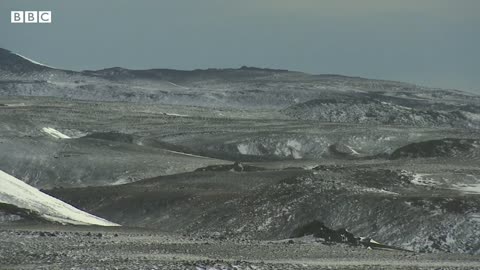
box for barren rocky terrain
[1,48,480,269]
[2,225,480,270]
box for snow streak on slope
[0,170,119,226]
[167,81,189,89]
[42,127,71,139]
[14,53,55,69]
[163,112,189,117]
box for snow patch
[453,183,480,194]
[346,145,360,155]
[165,150,210,159]
[111,177,131,186]
[411,173,437,186]
[362,188,399,195]
[167,81,189,89]
[237,143,250,155]
[163,112,189,117]
[42,127,71,139]
[360,237,382,245]
[275,139,303,159]
[0,170,119,226]
[463,112,480,121]
[470,214,480,222]
[237,139,304,159]
[1,103,26,107]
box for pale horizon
[1,0,479,92]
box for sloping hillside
[0,170,119,226]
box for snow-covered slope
[14,53,55,69]
[0,170,119,226]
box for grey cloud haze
[1,0,479,92]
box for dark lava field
[1,48,480,269]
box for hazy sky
[1,0,479,92]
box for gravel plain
[1,225,480,270]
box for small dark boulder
[290,220,359,245]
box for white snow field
[0,170,119,226]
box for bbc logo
[11,11,52,24]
